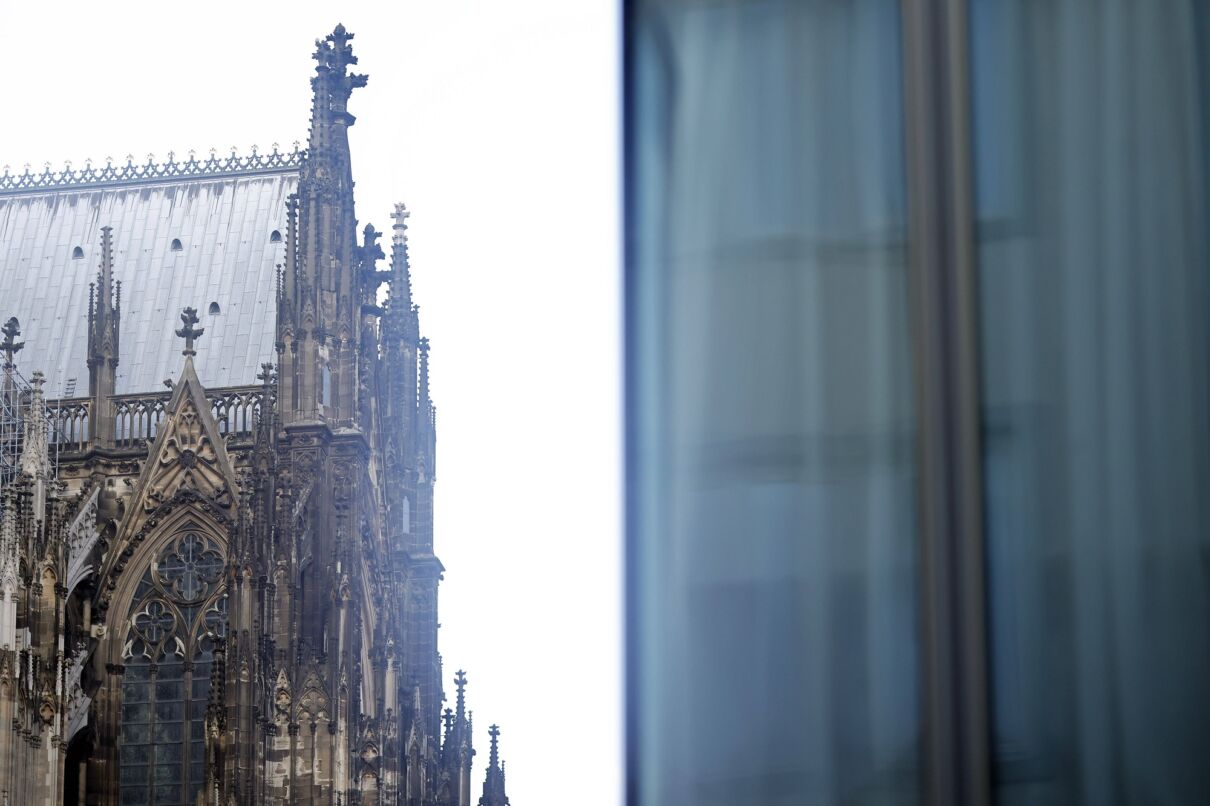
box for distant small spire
[478,724,510,806]
[378,202,416,348]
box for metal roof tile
[0,170,297,395]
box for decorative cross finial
[258,362,275,388]
[392,203,410,229]
[1,317,24,370]
[176,306,205,356]
[488,724,501,768]
[454,669,468,720]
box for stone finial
[454,669,467,721]
[1,317,23,370]
[488,724,500,766]
[258,363,276,388]
[392,202,410,230]
[175,307,205,357]
[362,223,384,266]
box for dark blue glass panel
[628,2,919,804]
[970,3,1210,803]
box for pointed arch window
[270,229,282,243]
[170,238,183,252]
[72,245,84,259]
[119,523,226,806]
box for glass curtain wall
[627,2,920,805]
[628,1,1210,806]
[970,3,1210,803]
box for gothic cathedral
[0,25,513,806]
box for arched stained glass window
[119,523,226,806]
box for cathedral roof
[0,153,299,395]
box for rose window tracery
[156,532,223,601]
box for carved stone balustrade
[45,385,265,454]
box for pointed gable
[122,356,242,523]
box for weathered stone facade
[0,25,512,806]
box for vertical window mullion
[900,0,991,804]
[149,664,159,806]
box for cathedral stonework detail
[0,25,512,806]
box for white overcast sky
[0,2,622,803]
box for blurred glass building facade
[625,2,1210,805]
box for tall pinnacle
[88,225,121,372]
[388,203,414,325]
[87,226,121,443]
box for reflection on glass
[971,3,1210,802]
[629,2,919,804]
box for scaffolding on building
[1,317,63,498]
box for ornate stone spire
[279,24,369,426]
